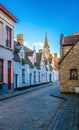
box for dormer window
[70,69,78,80]
[6,26,12,48]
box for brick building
[59,33,79,93]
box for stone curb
[0,83,53,101]
[50,94,68,101]
[48,96,67,130]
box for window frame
[0,59,4,82]
[70,69,78,80]
[6,26,12,48]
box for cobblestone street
[0,82,79,130]
[0,83,64,130]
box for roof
[25,51,33,56]
[63,35,79,46]
[50,65,53,71]
[14,53,20,62]
[23,46,33,56]
[36,52,42,68]
[25,54,34,68]
[23,46,32,53]
[59,41,78,65]
[0,4,18,22]
[14,41,34,67]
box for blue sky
[0,0,79,54]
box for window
[70,69,78,80]
[6,26,12,48]
[46,73,47,82]
[34,71,36,83]
[22,69,25,83]
[0,59,3,82]
[0,22,3,44]
[8,61,11,68]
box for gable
[59,41,79,66]
[0,4,18,23]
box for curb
[48,96,67,130]
[0,83,53,101]
[50,94,68,101]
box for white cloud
[24,41,33,50]
[33,42,44,51]
[14,39,17,41]
[24,41,44,51]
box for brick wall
[60,45,72,59]
[59,41,79,93]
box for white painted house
[0,4,18,94]
[13,34,52,89]
[14,39,30,89]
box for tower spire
[44,32,49,48]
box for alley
[0,83,64,130]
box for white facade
[0,4,18,94]
[14,61,30,89]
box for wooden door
[8,61,11,90]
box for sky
[0,0,79,54]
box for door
[50,74,52,82]
[30,73,32,85]
[15,74,18,89]
[8,61,11,90]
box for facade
[44,34,59,82]
[59,33,79,93]
[0,4,18,94]
[14,35,31,89]
[14,34,52,89]
[0,4,58,93]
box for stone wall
[60,45,72,59]
[59,41,79,93]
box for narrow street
[0,83,64,130]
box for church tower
[44,33,50,58]
[17,34,24,46]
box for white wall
[0,10,15,85]
[14,61,30,89]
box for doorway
[8,61,11,90]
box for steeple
[44,33,50,58]
[44,32,49,48]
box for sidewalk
[0,83,52,101]
[49,82,79,130]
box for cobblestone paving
[50,82,79,130]
[0,83,64,130]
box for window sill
[5,46,13,51]
[0,45,13,51]
[70,77,78,80]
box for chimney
[17,34,24,46]
[60,34,64,45]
